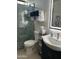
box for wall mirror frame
[49,0,61,30]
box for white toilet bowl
[24,40,38,56]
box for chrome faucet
[57,33,60,40]
[50,32,53,37]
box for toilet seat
[24,40,37,47]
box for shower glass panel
[17,2,34,49]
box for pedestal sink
[42,34,61,51]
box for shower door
[17,2,34,49]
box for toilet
[24,40,39,56]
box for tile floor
[17,48,41,59]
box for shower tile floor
[17,48,41,59]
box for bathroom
[17,0,61,59]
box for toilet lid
[24,40,37,47]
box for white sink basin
[42,34,61,51]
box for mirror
[50,0,61,30]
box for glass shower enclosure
[17,1,35,49]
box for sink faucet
[50,32,53,37]
[57,33,60,40]
[50,32,60,41]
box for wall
[27,0,50,32]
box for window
[49,0,61,30]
